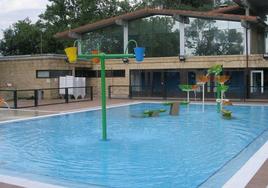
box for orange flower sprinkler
[216,75,230,84]
[91,50,100,64]
[196,75,210,105]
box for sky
[0,0,49,39]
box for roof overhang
[209,5,242,14]
[234,0,268,15]
[55,8,260,39]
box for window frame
[36,70,73,79]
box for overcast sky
[0,0,49,39]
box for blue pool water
[0,103,268,188]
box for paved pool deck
[246,159,268,188]
[0,99,267,188]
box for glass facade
[80,16,251,57]
[130,69,181,97]
[81,25,123,54]
[128,15,180,57]
[129,69,250,99]
[185,18,244,56]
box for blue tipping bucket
[134,47,145,62]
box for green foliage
[0,19,41,55]
[137,0,213,10]
[0,0,132,55]
[0,0,215,55]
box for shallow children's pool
[0,103,268,188]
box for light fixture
[122,58,129,64]
[179,55,186,62]
[263,53,268,59]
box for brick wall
[0,54,268,99]
[0,55,92,99]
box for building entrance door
[250,70,264,93]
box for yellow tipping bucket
[64,47,77,63]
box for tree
[0,0,215,55]
[0,19,42,56]
[137,0,213,10]
[37,0,134,54]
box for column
[123,22,129,53]
[179,21,185,57]
[77,39,82,55]
[243,27,251,55]
[242,21,251,55]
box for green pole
[216,81,221,113]
[100,54,107,140]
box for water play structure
[65,40,145,140]
[197,75,210,105]
[163,102,180,116]
[143,109,166,117]
[179,84,197,103]
[179,64,233,118]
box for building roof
[234,0,268,15]
[0,54,66,62]
[209,5,242,14]
[55,8,259,39]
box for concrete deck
[28,98,134,112]
[0,183,23,188]
[246,159,268,188]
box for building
[0,0,268,105]
[54,0,268,101]
[0,55,93,108]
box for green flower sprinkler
[143,109,166,117]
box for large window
[185,18,244,56]
[81,25,123,54]
[129,15,180,57]
[75,69,125,78]
[36,70,72,78]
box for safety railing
[248,86,268,99]
[108,85,268,101]
[0,86,93,109]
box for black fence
[0,86,93,109]
[108,85,268,101]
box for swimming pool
[0,103,268,188]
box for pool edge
[223,140,268,188]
